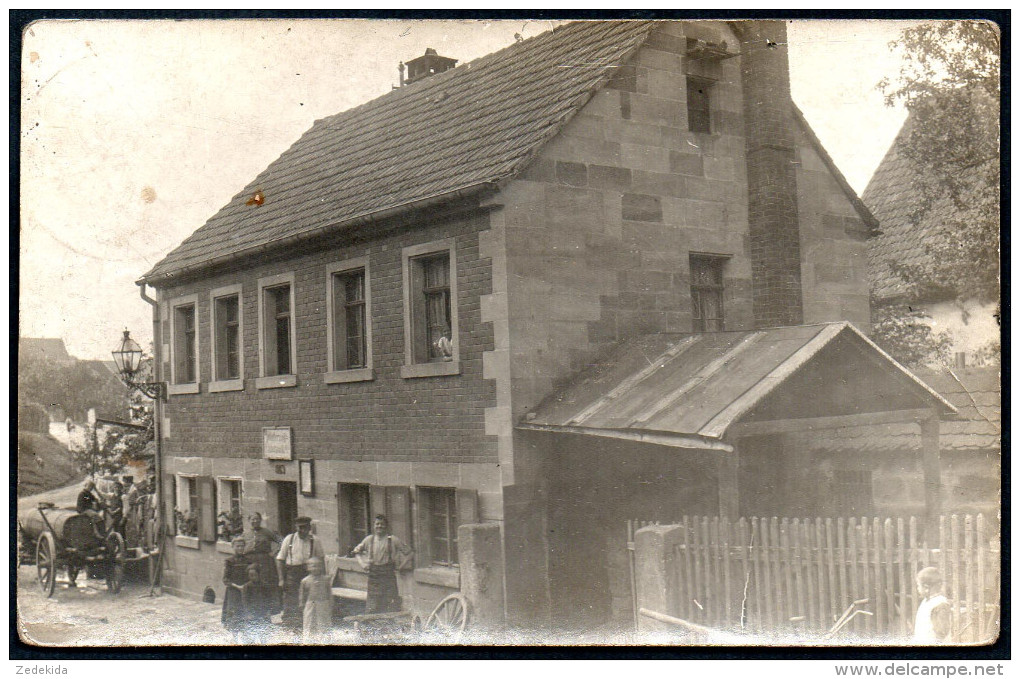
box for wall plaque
[263,426,293,460]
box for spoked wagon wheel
[36,532,57,597]
[105,532,126,595]
[425,593,469,639]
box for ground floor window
[175,475,199,538]
[217,478,244,542]
[419,486,459,566]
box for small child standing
[912,567,951,643]
[299,557,332,643]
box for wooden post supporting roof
[718,452,739,519]
[918,412,942,546]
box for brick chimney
[732,20,804,328]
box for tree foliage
[871,300,952,368]
[18,354,130,422]
[879,20,1001,303]
[68,357,155,476]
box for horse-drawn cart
[18,502,130,597]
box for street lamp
[112,329,167,595]
[111,330,165,400]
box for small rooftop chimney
[399,47,457,87]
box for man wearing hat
[275,516,324,630]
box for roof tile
[142,21,653,282]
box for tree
[66,356,155,476]
[18,355,130,422]
[871,300,952,368]
[878,20,1000,304]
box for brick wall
[734,20,805,328]
[157,212,497,467]
[153,209,502,603]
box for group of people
[76,476,153,543]
[221,512,413,643]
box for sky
[19,18,922,360]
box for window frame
[325,257,374,384]
[256,272,297,389]
[689,253,728,333]
[215,477,245,546]
[686,75,714,135]
[401,239,460,379]
[209,284,244,392]
[168,294,200,395]
[338,482,373,554]
[174,474,200,544]
[423,486,459,566]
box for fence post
[634,524,685,632]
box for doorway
[268,480,298,537]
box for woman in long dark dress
[244,513,282,615]
[222,537,253,639]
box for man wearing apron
[275,516,324,630]
[352,515,413,614]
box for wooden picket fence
[629,515,999,642]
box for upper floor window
[401,239,459,378]
[168,294,200,394]
[326,258,373,383]
[690,254,726,332]
[257,273,296,387]
[210,284,243,390]
[687,76,712,135]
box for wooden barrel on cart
[20,508,102,551]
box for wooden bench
[332,586,367,601]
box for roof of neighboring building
[520,322,955,448]
[19,337,73,364]
[142,20,876,284]
[862,119,926,299]
[803,365,1001,454]
[141,21,655,283]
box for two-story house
[138,20,956,628]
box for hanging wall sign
[263,426,293,460]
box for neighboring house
[863,116,1000,361]
[19,337,75,366]
[788,365,1000,522]
[138,20,959,627]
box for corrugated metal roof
[141,20,654,283]
[521,322,956,445]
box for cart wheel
[425,593,468,638]
[36,532,57,597]
[105,532,125,595]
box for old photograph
[16,16,1001,649]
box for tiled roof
[862,116,938,300]
[141,20,654,283]
[521,322,955,446]
[19,337,73,363]
[801,366,1001,453]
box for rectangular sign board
[263,426,293,460]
